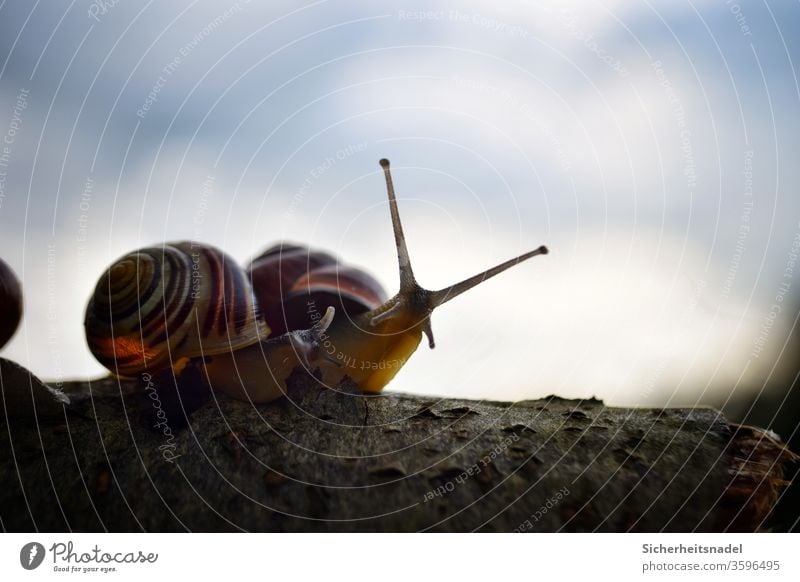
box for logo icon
[20,542,45,570]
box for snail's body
[317,301,427,393]
[0,258,23,350]
[201,309,334,402]
[85,159,547,403]
[246,160,547,396]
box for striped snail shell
[85,241,269,377]
[247,243,386,335]
[0,257,23,350]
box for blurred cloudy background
[0,1,798,423]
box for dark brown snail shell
[85,241,268,376]
[0,257,22,349]
[247,243,386,335]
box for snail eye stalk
[376,158,548,349]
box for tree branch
[1,357,796,532]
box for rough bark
[0,357,796,532]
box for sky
[0,0,798,407]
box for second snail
[0,257,23,351]
[84,159,548,403]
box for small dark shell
[0,258,22,349]
[247,243,387,334]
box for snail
[0,257,23,350]
[84,159,548,403]
[1,258,70,419]
[84,241,336,403]
[242,159,548,395]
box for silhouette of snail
[84,159,548,402]
[84,241,335,403]
[0,257,23,350]
[1,258,72,418]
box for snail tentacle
[364,159,549,352]
[379,158,417,290]
[288,305,339,369]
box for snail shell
[85,241,269,377]
[0,257,23,350]
[247,243,386,335]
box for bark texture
[0,357,796,532]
